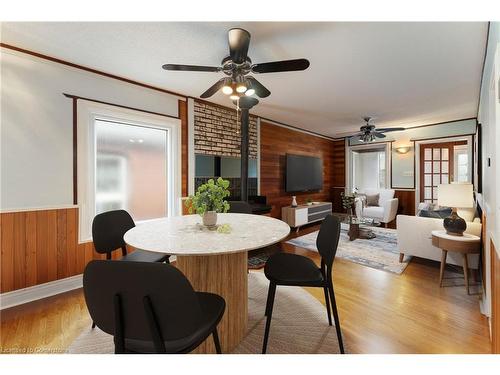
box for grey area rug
[286,223,410,274]
[67,272,346,354]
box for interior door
[419,141,467,204]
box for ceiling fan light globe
[222,85,233,95]
[245,88,255,96]
[236,84,247,93]
[229,94,240,101]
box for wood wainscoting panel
[492,240,500,353]
[260,122,344,218]
[332,139,346,187]
[0,208,116,293]
[332,187,346,213]
[394,190,416,216]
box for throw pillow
[418,207,452,219]
[366,193,379,207]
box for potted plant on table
[341,192,356,219]
[185,177,230,228]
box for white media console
[281,202,333,232]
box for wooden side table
[431,230,480,294]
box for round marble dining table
[124,213,290,353]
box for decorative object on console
[291,196,298,207]
[437,183,474,236]
[185,177,230,228]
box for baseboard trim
[0,275,83,310]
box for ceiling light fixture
[229,94,240,101]
[245,80,255,96]
[396,146,410,154]
[360,133,375,143]
[235,76,247,93]
[221,78,233,95]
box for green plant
[341,192,356,212]
[185,177,230,215]
[307,197,313,203]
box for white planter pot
[202,211,217,227]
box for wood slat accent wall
[179,100,189,197]
[1,209,127,294]
[331,139,346,188]
[394,190,416,216]
[260,122,344,218]
[492,240,500,353]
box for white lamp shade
[437,183,474,208]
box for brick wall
[194,100,258,158]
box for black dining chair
[92,209,170,263]
[228,201,253,214]
[261,214,344,354]
[91,210,170,329]
[83,260,226,354]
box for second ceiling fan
[346,117,405,143]
[162,28,310,100]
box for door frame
[415,135,473,208]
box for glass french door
[419,141,466,204]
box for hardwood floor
[0,223,491,354]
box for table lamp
[437,183,474,236]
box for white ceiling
[1,22,488,137]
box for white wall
[1,49,181,210]
[477,22,500,319]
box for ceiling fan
[162,28,310,100]
[346,117,405,143]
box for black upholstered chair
[261,214,344,354]
[228,200,253,214]
[83,260,226,353]
[92,210,169,263]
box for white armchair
[354,188,399,226]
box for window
[77,100,181,242]
[351,147,388,191]
[95,119,168,221]
[454,145,469,183]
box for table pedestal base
[176,252,248,353]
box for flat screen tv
[286,154,323,192]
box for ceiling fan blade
[252,58,310,74]
[373,132,387,138]
[375,127,406,133]
[246,76,271,98]
[228,28,251,64]
[200,78,226,98]
[162,64,220,72]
